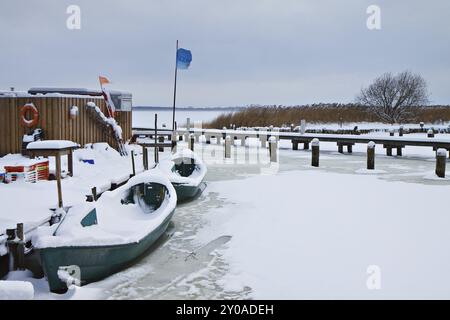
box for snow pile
[33,168,177,248]
[196,169,450,299]
[0,281,34,300]
[86,102,123,140]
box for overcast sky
[1,0,449,106]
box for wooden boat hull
[38,209,174,293]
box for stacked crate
[4,159,49,183]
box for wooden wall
[0,96,132,156]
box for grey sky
[1,0,449,106]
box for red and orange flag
[98,76,110,87]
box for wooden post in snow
[131,151,136,176]
[436,148,446,178]
[55,154,63,208]
[189,133,194,152]
[311,138,319,167]
[269,136,277,162]
[16,223,25,270]
[367,141,375,170]
[225,136,231,158]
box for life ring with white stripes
[20,103,39,128]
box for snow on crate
[3,157,49,183]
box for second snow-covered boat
[161,149,207,202]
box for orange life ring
[20,103,39,128]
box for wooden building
[0,90,132,156]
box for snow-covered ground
[1,130,450,299]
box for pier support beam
[436,148,446,178]
[367,141,375,170]
[303,142,309,150]
[260,135,267,148]
[225,136,231,158]
[189,134,194,152]
[311,138,319,167]
[292,140,298,150]
[269,136,278,162]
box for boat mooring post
[131,151,136,176]
[171,134,177,153]
[311,138,319,167]
[241,136,246,147]
[205,134,211,144]
[225,135,231,158]
[154,114,159,163]
[367,141,375,170]
[436,148,446,178]
[189,133,195,151]
[269,136,277,162]
[16,223,25,270]
[428,129,435,138]
[260,134,267,148]
[142,145,148,170]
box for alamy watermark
[367,5,381,30]
[366,265,381,290]
[66,5,81,30]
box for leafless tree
[357,71,429,123]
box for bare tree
[357,71,429,123]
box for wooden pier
[132,126,450,157]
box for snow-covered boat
[161,149,207,202]
[33,169,177,292]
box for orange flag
[98,76,110,87]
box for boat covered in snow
[161,149,207,202]
[33,169,177,292]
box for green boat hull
[38,209,175,293]
[173,182,206,202]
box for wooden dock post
[311,138,319,167]
[205,134,211,144]
[225,135,231,158]
[142,145,148,170]
[269,136,277,162]
[260,134,267,148]
[189,133,195,151]
[389,129,394,137]
[292,140,299,150]
[171,134,177,153]
[399,126,404,137]
[158,136,164,152]
[241,136,246,147]
[367,141,375,170]
[428,129,435,138]
[55,154,63,208]
[91,187,98,201]
[131,151,136,176]
[436,148,446,178]
[16,223,25,270]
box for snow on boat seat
[121,182,169,213]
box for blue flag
[177,48,192,69]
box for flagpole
[171,40,179,131]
